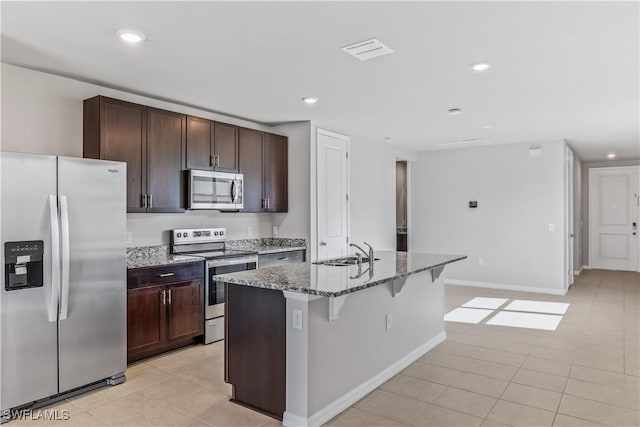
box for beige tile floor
[7,269,639,426]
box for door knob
[319,241,327,246]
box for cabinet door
[263,133,288,212]
[166,280,203,343]
[186,116,213,170]
[146,108,186,212]
[127,285,166,362]
[213,122,239,172]
[238,128,264,212]
[100,99,146,212]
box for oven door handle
[207,256,258,268]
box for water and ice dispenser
[4,240,44,291]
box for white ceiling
[2,1,638,161]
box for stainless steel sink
[313,256,380,267]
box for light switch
[273,226,278,236]
[548,224,555,232]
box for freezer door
[57,157,127,392]
[1,152,59,410]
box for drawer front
[128,261,204,288]
[258,250,305,269]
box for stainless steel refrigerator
[1,152,127,414]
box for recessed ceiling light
[483,125,493,129]
[301,97,319,105]
[607,153,616,159]
[471,62,491,72]
[384,137,393,143]
[448,108,462,116]
[117,30,145,43]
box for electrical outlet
[478,257,484,266]
[548,224,555,232]
[125,232,132,245]
[247,226,253,237]
[273,226,278,236]
[385,313,392,331]
[292,309,303,331]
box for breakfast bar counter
[214,251,466,426]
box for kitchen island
[214,251,466,427]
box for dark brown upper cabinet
[238,128,264,212]
[263,133,288,212]
[145,108,186,212]
[238,129,288,213]
[185,116,238,173]
[83,96,186,213]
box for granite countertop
[213,251,466,297]
[127,246,203,269]
[225,238,307,255]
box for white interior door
[316,129,349,260]
[566,148,574,288]
[589,166,640,271]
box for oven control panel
[171,228,226,245]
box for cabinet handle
[267,198,270,209]
[158,272,174,278]
[167,289,172,304]
[160,290,166,305]
[215,155,220,167]
[148,194,153,208]
[210,155,215,167]
[277,257,289,261]
[261,198,265,209]
[141,194,147,208]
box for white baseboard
[282,331,447,427]
[445,279,567,296]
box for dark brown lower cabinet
[127,262,204,363]
[225,283,286,420]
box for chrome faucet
[350,242,374,263]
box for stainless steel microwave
[188,170,244,210]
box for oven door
[188,170,244,210]
[205,256,257,319]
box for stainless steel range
[170,228,257,344]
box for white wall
[412,140,567,293]
[273,122,312,243]
[346,136,416,252]
[1,63,310,246]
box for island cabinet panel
[263,133,288,212]
[185,116,213,170]
[166,280,204,343]
[83,96,185,213]
[238,128,264,212]
[127,262,204,363]
[146,108,186,213]
[213,122,239,173]
[83,96,147,212]
[225,284,286,419]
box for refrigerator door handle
[59,194,71,320]
[48,195,60,322]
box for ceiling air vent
[341,38,394,61]
[437,139,489,149]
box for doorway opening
[396,161,408,252]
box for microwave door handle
[231,180,237,203]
